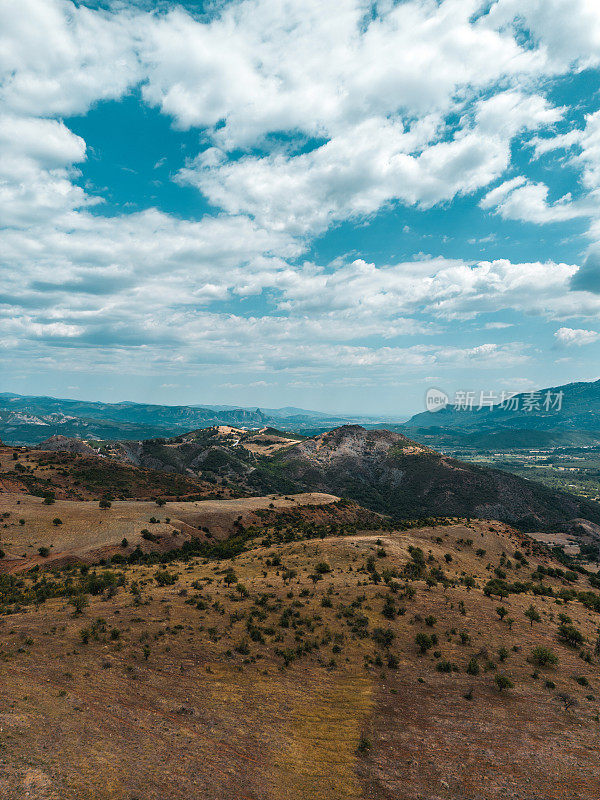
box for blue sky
[2,0,600,417]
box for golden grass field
[1,505,600,799]
[0,491,338,572]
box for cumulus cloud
[474,91,564,138]
[480,178,589,223]
[487,0,600,71]
[0,0,141,116]
[2,0,600,392]
[571,250,600,293]
[139,0,544,146]
[554,327,600,346]
[180,121,524,235]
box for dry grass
[1,520,600,798]
[0,491,338,571]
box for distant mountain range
[403,378,600,449]
[4,377,600,450]
[0,393,394,445]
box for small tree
[224,570,237,586]
[99,499,111,509]
[496,606,508,622]
[556,692,578,712]
[382,597,396,620]
[524,605,541,626]
[558,623,584,647]
[372,628,395,649]
[466,657,480,675]
[69,594,89,615]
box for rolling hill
[2,515,600,799]
[3,425,600,799]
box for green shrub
[154,570,177,586]
[530,646,558,668]
[558,623,584,647]
[466,657,479,675]
[415,632,433,654]
[372,628,395,649]
[494,674,513,692]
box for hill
[2,516,600,799]
[269,426,600,531]
[33,425,600,534]
[0,490,351,573]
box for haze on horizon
[2,0,600,417]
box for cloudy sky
[2,0,600,416]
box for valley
[435,445,600,503]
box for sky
[2,0,600,418]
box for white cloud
[139,0,543,147]
[474,91,564,138]
[0,115,86,167]
[0,0,141,116]
[180,121,520,235]
[554,327,600,346]
[480,178,590,223]
[487,0,600,71]
[2,0,600,393]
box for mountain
[36,424,600,533]
[267,426,600,531]
[0,393,383,445]
[406,378,600,435]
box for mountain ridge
[0,393,394,445]
[31,423,600,534]
[407,378,600,432]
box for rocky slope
[270,426,600,530]
[34,425,600,532]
